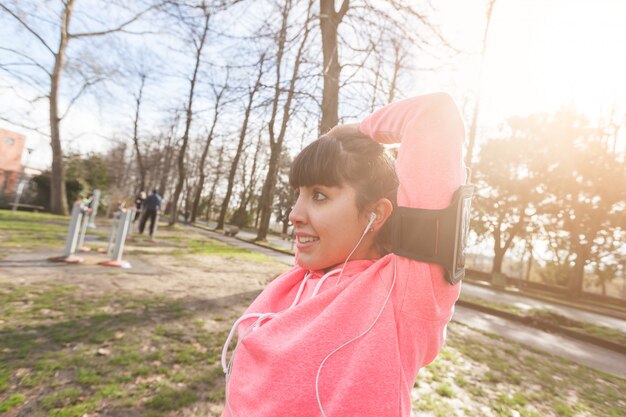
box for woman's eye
[312,191,327,201]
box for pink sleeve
[360,93,465,320]
[359,92,465,209]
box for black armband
[391,184,474,285]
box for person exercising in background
[134,190,146,223]
[139,189,161,241]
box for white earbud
[364,212,376,233]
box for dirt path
[0,250,285,300]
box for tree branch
[0,46,51,75]
[58,76,105,120]
[0,3,55,55]
[0,116,49,136]
[337,0,349,22]
[69,4,158,39]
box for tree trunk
[524,242,533,283]
[169,10,210,226]
[492,248,505,274]
[569,244,590,296]
[132,73,147,192]
[159,128,176,197]
[491,216,523,274]
[257,146,281,238]
[319,0,348,134]
[231,131,263,227]
[190,87,223,223]
[205,146,224,224]
[49,0,75,215]
[256,0,312,240]
[216,57,264,230]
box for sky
[2,0,626,169]
[430,0,626,122]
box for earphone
[367,212,376,232]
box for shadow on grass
[0,289,262,362]
[0,287,262,416]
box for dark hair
[289,133,398,253]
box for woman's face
[289,183,378,271]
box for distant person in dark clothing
[134,191,146,222]
[139,189,162,240]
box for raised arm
[358,92,466,210]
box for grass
[0,209,111,251]
[0,209,273,264]
[528,309,626,346]
[459,294,626,348]
[0,210,69,248]
[416,323,626,417]
[0,282,230,417]
[0,394,24,413]
[174,238,272,262]
[245,238,295,254]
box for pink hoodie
[221,93,465,417]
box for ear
[368,198,393,232]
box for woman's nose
[289,196,306,225]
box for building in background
[0,127,26,197]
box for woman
[221,92,465,417]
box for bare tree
[158,114,180,197]
[231,130,264,227]
[215,53,265,230]
[0,0,156,214]
[256,0,313,240]
[190,74,228,223]
[131,73,148,191]
[319,0,349,133]
[318,0,455,133]
[168,2,211,226]
[205,145,225,223]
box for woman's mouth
[297,235,319,248]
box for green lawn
[0,282,229,417]
[0,210,69,249]
[419,324,625,417]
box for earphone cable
[316,255,397,417]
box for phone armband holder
[391,184,474,285]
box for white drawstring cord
[221,268,342,416]
[289,272,312,309]
[311,269,341,298]
[316,255,398,417]
[221,313,274,373]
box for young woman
[221,92,466,417]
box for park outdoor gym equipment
[99,207,135,268]
[49,193,135,268]
[48,200,91,263]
